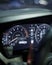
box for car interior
[0,0,52,65]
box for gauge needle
[27,43,33,65]
[9,37,18,44]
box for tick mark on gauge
[13,28,15,31]
[8,36,11,38]
[9,31,12,34]
[17,28,19,30]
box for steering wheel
[39,27,52,65]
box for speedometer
[35,24,50,43]
[2,25,28,46]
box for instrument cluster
[2,24,50,50]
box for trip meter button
[35,24,50,43]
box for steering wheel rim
[39,27,52,65]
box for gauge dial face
[2,25,28,46]
[35,24,50,43]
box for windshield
[0,0,52,10]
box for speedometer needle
[9,37,18,44]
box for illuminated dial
[35,24,50,43]
[2,25,28,46]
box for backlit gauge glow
[2,25,28,46]
[35,24,50,43]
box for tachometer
[35,24,50,43]
[2,25,28,46]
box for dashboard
[2,24,50,49]
[0,15,52,65]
